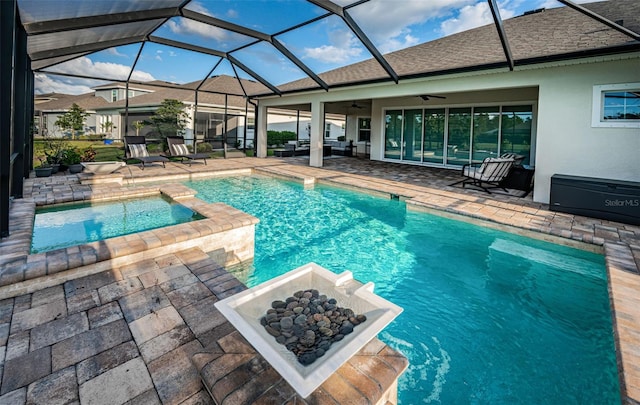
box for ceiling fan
[419,94,447,101]
[350,101,365,109]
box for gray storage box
[550,174,640,225]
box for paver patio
[0,156,637,404]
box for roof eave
[251,44,640,99]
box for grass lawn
[33,139,255,168]
[33,139,125,167]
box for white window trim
[592,83,640,128]
[357,116,371,142]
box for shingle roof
[91,81,169,92]
[96,75,257,110]
[275,0,640,94]
[34,75,260,112]
[34,91,110,112]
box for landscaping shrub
[267,130,296,147]
[197,142,213,153]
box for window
[111,89,117,102]
[325,123,331,138]
[358,118,371,142]
[592,83,640,128]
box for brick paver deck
[0,156,638,404]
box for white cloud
[106,48,128,58]
[377,34,420,55]
[226,9,238,19]
[440,1,518,37]
[46,57,155,82]
[34,73,94,95]
[35,57,156,94]
[167,18,229,41]
[303,29,362,64]
[186,1,213,16]
[349,0,476,53]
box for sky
[33,0,604,95]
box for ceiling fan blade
[419,94,447,100]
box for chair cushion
[128,144,149,158]
[171,143,190,156]
[464,166,484,180]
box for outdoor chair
[500,152,525,167]
[451,157,516,193]
[123,136,169,170]
[164,136,209,165]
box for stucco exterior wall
[257,54,640,204]
[533,59,640,203]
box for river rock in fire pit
[262,289,367,366]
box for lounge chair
[123,136,169,170]
[451,157,515,193]
[164,136,209,165]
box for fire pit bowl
[214,262,403,398]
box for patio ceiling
[15,0,640,99]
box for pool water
[31,195,201,254]
[185,175,620,404]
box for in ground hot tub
[31,195,203,253]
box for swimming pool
[31,195,201,254]
[185,175,620,404]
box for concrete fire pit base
[81,161,125,174]
[214,262,403,398]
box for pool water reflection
[186,175,620,404]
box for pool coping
[1,160,638,402]
[0,183,259,298]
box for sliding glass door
[423,109,445,164]
[384,110,402,160]
[382,105,533,166]
[403,109,423,162]
[446,108,472,166]
[472,107,500,162]
[501,106,533,165]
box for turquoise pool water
[31,195,201,253]
[185,175,620,404]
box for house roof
[277,0,640,94]
[98,75,257,111]
[91,81,168,92]
[18,0,639,99]
[34,91,110,112]
[34,75,259,113]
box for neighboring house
[255,0,640,204]
[34,75,346,148]
[266,109,345,141]
[34,92,110,137]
